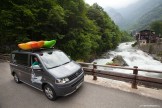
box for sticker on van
[31,72,42,84]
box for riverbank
[138,43,162,63]
[85,75,162,100]
[93,42,162,74]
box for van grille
[68,69,82,81]
[71,75,84,87]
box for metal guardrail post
[132,66,138,89]
[93,62,97,80]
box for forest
[151,21,162,37]
[0,0,132,61]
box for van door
[13,53,31,83]
[30,55,44,89]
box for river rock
[112,55,128,66]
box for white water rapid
[93,42,162,78]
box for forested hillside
[151,21,162,37]
[0,0,132,61]
[105,7,126,29]
[115,0,162,30]
[132,3,162,31]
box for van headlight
[56,78,69,84]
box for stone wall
[138,43,162,54]
[138,43,162,62]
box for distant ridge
[106,0,162,30]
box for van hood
[48,61,81,78]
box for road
[0,62,162,108]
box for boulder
[112,55,128,66]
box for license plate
[76,82,83,89]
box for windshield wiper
[48,61,71,69]
[48,65,61,69]
[61,61,71,65]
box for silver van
[10,48,84,100]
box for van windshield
[40,50,71,69]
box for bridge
[0,61,162,108]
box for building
[136,30,159,44]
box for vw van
[10,48,84,100]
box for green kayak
[43,40,56,48]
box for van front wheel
[44,84,57,101]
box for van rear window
[12,53,28,66]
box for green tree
[87,3,122,52]
[56,0,100,60]
[121,31,134,42]
[0,0,123,61]
[151,21,162,37]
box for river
[93,42,162,78]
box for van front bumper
[54,73,84,96]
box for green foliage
[87,3,122,52]
[0,0,123,61]
[157,51,162,56]
[150,21,162,37]
[121,31,134,42]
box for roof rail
[17,47,55,52]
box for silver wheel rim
[45,87,53,99]
[14,74,19,82]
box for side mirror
[32,65,41,70]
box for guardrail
[0,54,10,61]
[78,62,162,89]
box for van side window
[31,56,40,66]
[13,53,28,66]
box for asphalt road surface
[0,62,162,108]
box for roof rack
[18,47,55,52]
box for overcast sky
[84,0,139,9]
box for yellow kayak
[18,41,44,50]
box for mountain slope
[116,0,162,30]
[130,3,162,31]
[105,7,126,29]
[136,4,162,30]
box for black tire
[13,73,20,83]
[44,84,57,101]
